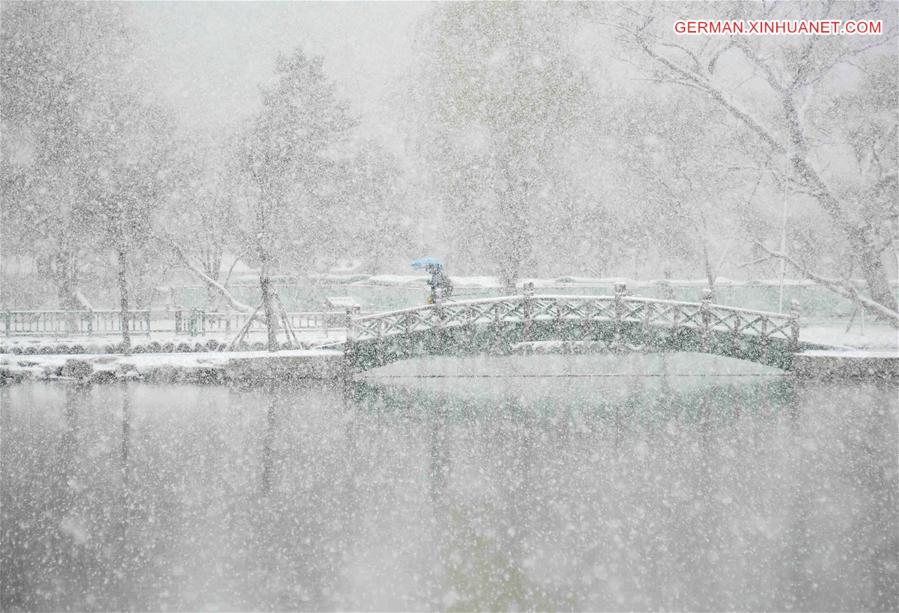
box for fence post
[730,313,742,358]
[492,302,502,353]
[4,311,9,337]
[464,305,475,351]
[404,311,414,358]
[175,308,183,335]
[789,299,801,353]
[642,301,653,351]
[522,282,534,342]
[145,310,151,337]
[435,295,446,354]
[580,298,593,341]
[700,287,713,353]
[344,308,355,371]
[87,308,93,337]
[376,318,385,365]
[613,282,626,348]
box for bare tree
[594,1,898,316]
[1,2,131,310]
[239,49,356,351]
[412,3,591,291]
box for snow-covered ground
[800,319,898,351]
[1,348,343,383]
[0,327,345,354]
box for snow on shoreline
[0,349,342,384]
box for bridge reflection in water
[342,285,811,373]
[349,357,895,610]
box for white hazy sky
[127,2,430,144]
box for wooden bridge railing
[344,283,802,362]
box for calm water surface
[2,354,897,611]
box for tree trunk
[499,260,519,295]
[165,239,253,312]
[202,250,222,311]
[789,158,898,318]
[702,241,716,302]
[852,228,898,316]
[55,250,81,310]
[259,252,278,352]
[54,250,81,334]
[117,247,131,354]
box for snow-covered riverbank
[1,316,893,384]
[0,349,343,384]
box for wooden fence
[2,309,350,338]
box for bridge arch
[342,287,808,372]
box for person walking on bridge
[426,264,453,304]
[411,257,454,304]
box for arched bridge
[341,284,813,372]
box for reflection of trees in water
[261,391,277,496]
[1,383,128,611]
[780,381,899,612]
[2,384,82,609]
[843,384,899,613]
[242,383,362,610]
[117,387,134,610]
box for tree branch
[158,234,253,312]
[626,24,860,240]
[753,239,899,323]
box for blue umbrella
[411,256,443,270]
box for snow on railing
[343,283,802,368]
[2,308,353,337]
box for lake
[2,354,896,611]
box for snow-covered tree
[239,48,357,350]
[0,1,131,309]
[163,131,244,311]
[412,3,591,291]
[336,140,411,275]
[76,96,177,351]
[594,1,898,318]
